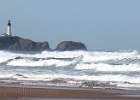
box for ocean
[0,50,140,90]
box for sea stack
[56,41,87,51]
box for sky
[0,0,140,51]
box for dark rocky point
[56,41,87,51]
[0,36,51,51]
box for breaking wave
[0,50,140,89]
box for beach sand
[0,83,140,100]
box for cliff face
[0,36,51,51]
[56,41,87,51]
[0,36,88,51]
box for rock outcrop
[56,41,87,51]
[0,36,51,51]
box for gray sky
[0,0,140,51]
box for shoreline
[0,83,140,100]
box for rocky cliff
[0,36,50,51]
[0,36,88,51]
[56,41,87,51]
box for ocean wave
[0,50,140,89]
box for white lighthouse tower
[6,20,12,36]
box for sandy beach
[0,83,140,100]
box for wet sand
[0,83,140,100]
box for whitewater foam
[0,50,140,89]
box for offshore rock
[56,41,87,51]
[0,36,51,51]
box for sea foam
[0,50,140,89]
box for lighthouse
[1,20,12,36]
[7,20,11,36]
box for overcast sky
[0,0,140,51]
